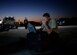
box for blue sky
[0,0,77,19]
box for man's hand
[42,21,52,34]
[42,21,46,26]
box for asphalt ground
[0,26,77,55]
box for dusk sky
[0,0,77,20]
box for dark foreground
[0,26,77,55]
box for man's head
[43,13,51,22]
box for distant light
[57,21,59,23]
[0,20,3,24]
[59,22,62,25]
[63,21,65,23]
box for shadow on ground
[0,37,27,55]
[0,36,77,55]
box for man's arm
[45,19,57,33]
[44,25,52,33]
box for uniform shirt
[41,19,58,33]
